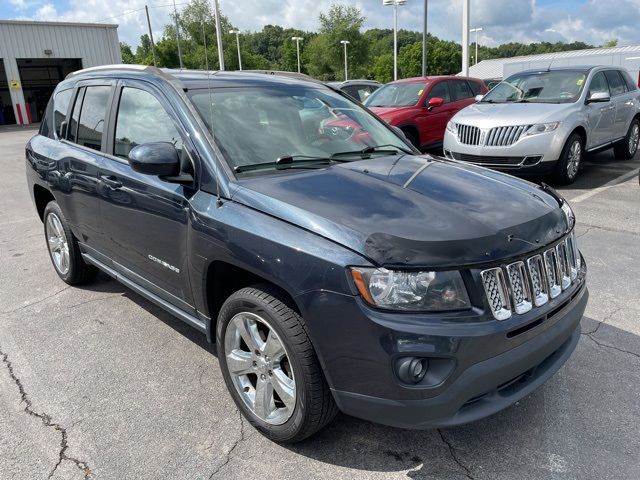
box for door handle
[100,175,122,189]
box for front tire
[217,285,338,443]
[553,133,584,185]
[613,118,640,160]
[43,201,97,285]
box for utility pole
[172,0,183,68]
[461,0,470,76]
[213,0,225,70]
[144,5,157,67]
[422,0,428,76]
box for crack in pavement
[0,345,92,479]
[437,429,475,480]
[583,333,640,360]
[581,307,623,336]
[1,286,70,316]
[208,409,246,479]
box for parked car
[363,76,487,150]
[444,66,640,184]
[27,65,587,443]
[327,79,381,102]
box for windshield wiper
[330,144,412,159]
[234,155,349,174]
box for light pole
[229,29,242,70]
[213,0,224,70]
[172,0,183,68]
[470,27,483,65]
[383,0,407,81]
[461,0,470,76]
[340,40,350,80]
[292,36,304,73]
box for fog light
[397,357,429,384]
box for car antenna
[202,19,223,207]
[546,55,556,72]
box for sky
[3,0,640,49]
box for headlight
[524,122,560,136]
[446,121,457,135]
[561,200,575,231]
[350,268,471,311]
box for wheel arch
[203,259,302,342]
[33,184,55,222]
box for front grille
[485,125,531,147]
[481,232,581,320]
[456,124,481,145]
[448,152,526,165]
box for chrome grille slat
[485,125,531,147]
[482,234,581,320]
[456,123,482,146]
[481,268,512,321]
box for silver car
[443,66,640,183]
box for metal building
[467,44,640,83]
[0,20,121,126]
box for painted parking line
[571,168,639,203]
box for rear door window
[67,88,85,143]
[450,80,473,102]
[620,70,638,91]
[75,85,111,151]
[604,71,627,96]
[467,81,481,96]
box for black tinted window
[114,87,183,159]
[53,89,73,139]
[39,98,52,138]
[450,80,473,102]
[620,70,638,91]
[468,81,481,96]
[75,86,111,151]
[427,82,450,103]
[604,71,626,96]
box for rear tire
[217,285,338,443]
[613,118,640,160]
[43,201,97,285]
[553,133,584,185]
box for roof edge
[0,19,118,29]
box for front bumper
[296,262,587,429]
[442,129,566,174]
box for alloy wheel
[224,312,296,425]
[567,140,582,179]
[46,212,70,275]
[629,123,639,156]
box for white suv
[443,66,640,183]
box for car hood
[454,102,573,127]
[232,156,568,268]
[368,106,412,117]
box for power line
[95,2,189,23]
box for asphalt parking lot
[1,126,638,480]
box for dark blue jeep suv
[26,65,588,442]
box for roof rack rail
[242,70,321,83]
[65,64,163,79]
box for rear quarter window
[620,70,638,91]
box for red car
[363,76,487,151]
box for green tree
[120,42,135,64]
[398,41,422,78]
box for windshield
[188,85,410,174]
[364,82,427,107]
[481,70,587,104]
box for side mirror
[128,142,180,177]
[427,97,444,111]
[475,94,484,102]
[586,91,610,104]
